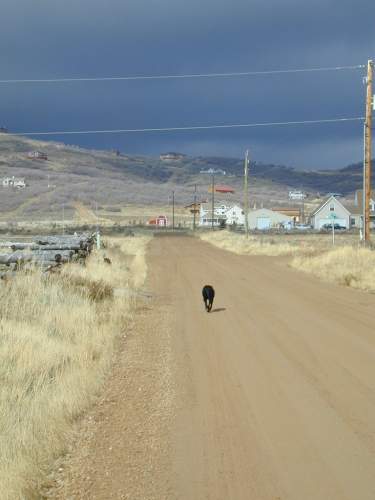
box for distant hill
[0,134,371,220]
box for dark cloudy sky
[1,0,374,168]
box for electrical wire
[9,117,364,136]
[0,65,365,84]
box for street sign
[329,213,336,246]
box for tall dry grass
[199,231,315,257]
[0,234,151,499]
[199,230,360,257]
[291,246,375,292]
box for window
[330,204,334,211]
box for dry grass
[200,231,324,257]
[0,234,151,499]
[199,230,361,257]
[291,246,375,292]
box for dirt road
[47,236,375,500]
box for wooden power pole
[172,190,175,231]
[244,150,249,237]
[364,59,373,242]
[211,173,215,230]
[193,184,197,231]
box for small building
[310,196,351,230]
[272,207,302,223]
[160,152,186,161]
[288,190,306,201]
[2,176,26,189]
[247,208,293,230]
[28,151,48,160]
[351,190,375,228]
[148,215,168,227]
[354,190,375,213]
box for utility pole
[364,59,373,242]
[211,173,215,230]
[199,168,225,229]
[301,194,305,224]
[172,190,175,231]
[95,200,101,250]
[193,184,197,231]
[243,150,249,237]
[62,202,65,235]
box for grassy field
[0,234,151,499]
[291,246,375,293]
[199,230,361,257]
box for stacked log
[0,233,95,274]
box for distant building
[2,176,26,189]
[288,190,306,201]
[272,207,302,223]
[310,196,351,230]
[0,126,8,134]
[160,152,186,161]
[350,189,375,228]
[225,206,245,225]
[247,208,293,230]
[28,151,48,160]
[199,204,245,227]
[185,200,208,214]
[148,215,168,227]
[326,192,343,198]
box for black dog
[202,285,215,312]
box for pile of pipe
[0,233,95,273]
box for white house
[2,176,26,189]
[289,190,306,201]
[310,196,351,229]
[28,151,48,160]
[199,204,244,227]
[160,152,186,161]
[225,205,245,225]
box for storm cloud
[1,0,374,168]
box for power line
[9,117,364,136]
[0,65,365,84]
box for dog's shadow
[210,307,226,313]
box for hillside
[0,134,369,221]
